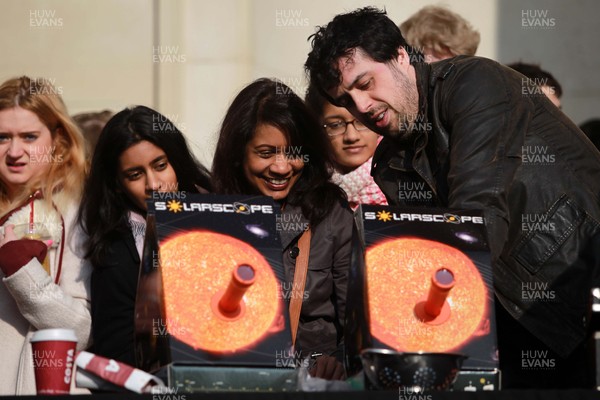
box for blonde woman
[0,76,91,395]
[400,5,480,62]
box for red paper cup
[30,329,78,395]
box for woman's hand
[0,224,17,248]
[309,354,346,381]
[0,224,52,248]
[0,224,52,277]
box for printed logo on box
[156,200,273,215]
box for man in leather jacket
[305,7,600,388]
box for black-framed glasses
[323,119,368,137]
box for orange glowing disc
[160,230,280,353]
[366,237,486,353]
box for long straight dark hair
[78,105,211,265]
[212,78,346,227]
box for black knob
[289,246,300,259]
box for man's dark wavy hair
[305,7,415,98]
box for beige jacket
[0,197,92,395]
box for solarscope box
[139,194,294,369]
[346,205,498,374]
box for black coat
[372,56,600,358]
[279,202,352,359]
[90,230,139,366]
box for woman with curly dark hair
[212,78,352,380]
[78,105,211,366]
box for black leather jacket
[372,56,600,357]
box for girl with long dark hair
[212,78,352,380]
[78,105,211,365]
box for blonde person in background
[305,85,387,209]
[400,5,480,62]
[0,76,91,395]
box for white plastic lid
[30,328,78,343]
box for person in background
[212,78,351,380]
[72,110,114,158]
[580,119,600,151]
[399,5,480,62]
[77,105,211,366]
[305,7,600,388]
[305,85,387,209]
[0,76,91,395]
[507,62,563,109]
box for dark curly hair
[305,7,417,100]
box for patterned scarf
[331,156,388,210]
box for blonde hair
[400,6,480,58]
[0,76,86,215]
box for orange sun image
[366,237,487,353]
[159,230,281,353]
